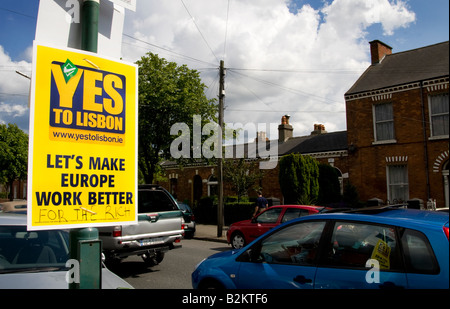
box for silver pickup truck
[98,184,184,267]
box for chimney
[369,40,392,65]
[278,115,293,142]
[256,131,268,143]
[311,124,327,135]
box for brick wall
[346,84,449,207]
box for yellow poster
[371,239,391,270]
[27,43,138,230]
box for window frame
[254,207,283,224]
[237,219,328,266]
[319,220,405,272]
[386,164,409,203]
[399,228,440,275]
[372,102,396,144]
[428,93,449,139]
[281,208,310,223]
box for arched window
[207,175,218,197]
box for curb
[193,236,228,244]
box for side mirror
[237,244,262,263]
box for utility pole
[217,60,225,237]
[69,0,101,289]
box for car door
[235,220,326,289]
[249,207,283,241]
[314,221,408,289]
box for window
[138,190,178,213]
[429,93,449,137]
[373,103,395,142]
[255,207,282,224]
[256,221,326,265]
[401,229,439,274]
[387,165,409,203]
[207,175,218,196]
[325,222,402,271]
[281,208,310,223]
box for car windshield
[0,226,69,274]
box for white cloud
[0,45,31,130]
[121,0,415,139]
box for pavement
[192,224,229,244]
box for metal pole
[69,0,101,289]
[217,60,225,237]
[81,0,99,53]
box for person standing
[253,191,268,218]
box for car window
[0,226,69,273]
[324,221,402,271]
[401,229,439,274]
[281,208,310,223]
[138,190,178,213]
[256,221,326,265]
[255,208,282,224]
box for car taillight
[444,227,449,240]
[113,226,122,237]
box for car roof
[302,208,449,229]
[0,212,28,226]
[0,200,27,213]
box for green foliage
[0,123,28,200]
[193,196,254,225]
[343,182,363,208]
[223,159,262,202]
[136,52,217,184]
[278,154,319,204]
[317,163,342,206]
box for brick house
[160,116,348,206]
[345,40,449,208]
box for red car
[226,205,327,249]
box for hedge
[192,196,254,225]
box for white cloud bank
[0,45,31,130]
[0,0,415,138]
[122,0,415,138]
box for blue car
[192,207,449,289]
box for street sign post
[30,0,137,289]
[28,43,138,231]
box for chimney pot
[311,124,327,135]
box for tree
[223,159,262,202]
[136,53,217,184]
[0,123,28,200]
[279,154,319,204]
[317,163,342,206]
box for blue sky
[0,0,449,137]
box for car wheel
[231,232,245,249]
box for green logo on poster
[61,59,78,83]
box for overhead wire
[122,33,216,67]
[180,0,219,63]
[0,3,440,127]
